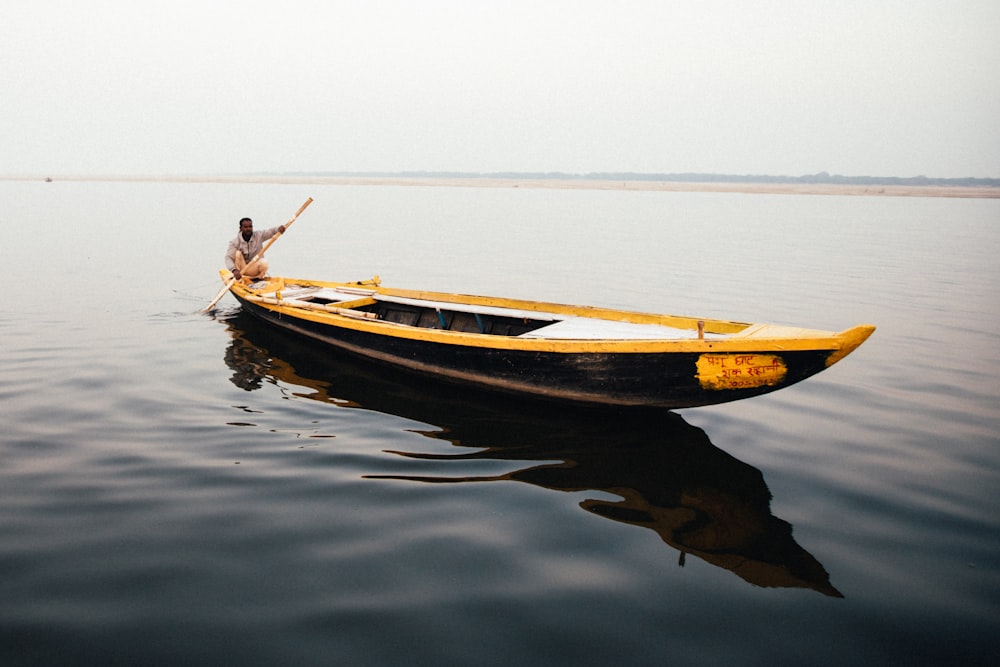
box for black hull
[237,296,833,408]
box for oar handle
[241,196,314,274]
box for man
[225,217,285,282]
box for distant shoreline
[5,174,999,198]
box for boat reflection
[220,310,843,597]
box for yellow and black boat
[220,272,875,409]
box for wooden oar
[201,197,314,313]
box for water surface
[2,180,998,665]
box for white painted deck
[520,317,724,340]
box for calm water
[2,179,998,665]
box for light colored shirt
[225,226,282,271]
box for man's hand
[232,269,242,280]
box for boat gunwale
[226,274,872,356]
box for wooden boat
[220,272,875,409]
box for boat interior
[245,282,733,340]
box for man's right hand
[232,269,242,280]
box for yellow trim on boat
[226,274,873,358]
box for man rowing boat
[225,217,285,282]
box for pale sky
[3,0,998,178]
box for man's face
[240,220,253,240]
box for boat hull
[234,291,857,408]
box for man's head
[239,218,253,241]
